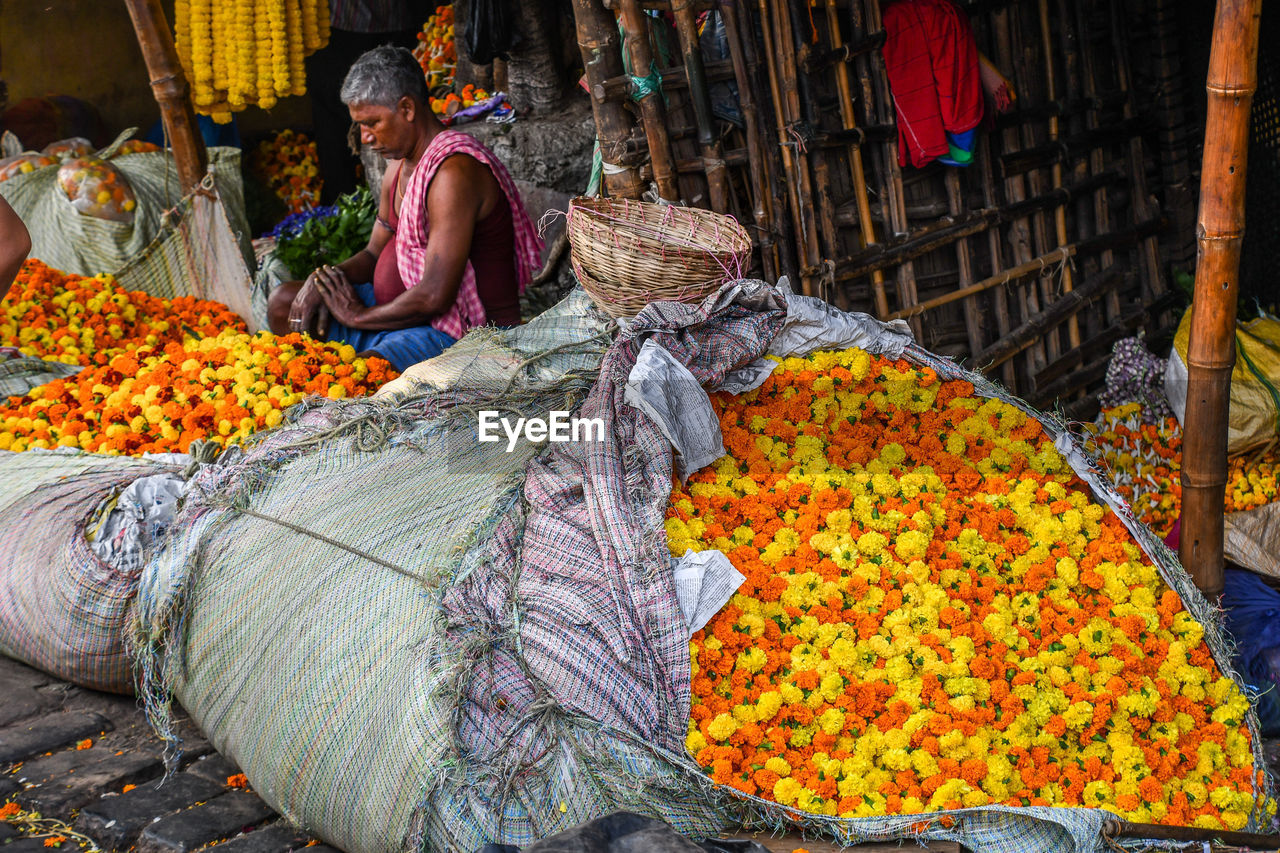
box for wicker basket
[566,197,752,317]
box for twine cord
[629,63,665,103]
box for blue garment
[325,283,457,372]
[938,127,978,167]
[143,116,241,150]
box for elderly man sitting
[268,45,541,371]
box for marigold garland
[668,349,1273,831]
[174,0,330,121]
[250,129,322,214]
[1086,404,1280,537]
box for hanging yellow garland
[173,0,331,123]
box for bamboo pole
[773,0,824,284]
[617,0,681,202]
[1036,0,1081,348]
[784,0,841,292]
[978,131,1017,389]
[1072,0,1120,326]
[858,0,919,338]
[1180,0,1262,599]
[1108,0,1168,303]
[123,0,207,193]
[1007,2,1060,364]
[991,9,1047,379]
[945,171,985,359]
[671,0,730,212]
[736,0,800,285]
[720,0,778,280]
[824,0,889,317]
[571,0,645,198]
[758,0,819,293]
[888,247,1074,320]
[974,266,1120,370]
[592,59,735,102]
[1106,818,1280,850]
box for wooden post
[124,0,207,193]
[1037,0,1081,349]
[758,0,819,293]
[571,0,645,198]
[617,0,681,202]
[1180,0,1262,598]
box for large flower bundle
[1,261,396,455]
[667,348,1271,831]
[1087,404,1280,538]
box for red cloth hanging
[881,0,985,168]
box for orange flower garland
[667,349,1271,831]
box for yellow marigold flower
[706,713,737,742]
[737,647,767,674]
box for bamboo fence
[575,0,1195,410]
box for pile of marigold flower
[1,259,244,366]
[667,349,1272,831]
[1086,404,1280,537]
[249,129,322,213]
[1,260,396,455]
[431,84,499,120]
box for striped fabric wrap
[396,130,543,340]
[0,451,182,693]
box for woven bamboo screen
[576,0,1193,413]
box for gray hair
[340,45,430,108]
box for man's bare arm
[316,155,483,331]
[0,197,31,300]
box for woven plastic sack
[1166,309,1280,455]
[0,153,58,182]
[0,135,252,281]
[1224,499,1280,578]
[131,285,1274,853]
[0,450,183,693]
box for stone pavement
[4,651,1280,853]
[0,655,328,853]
